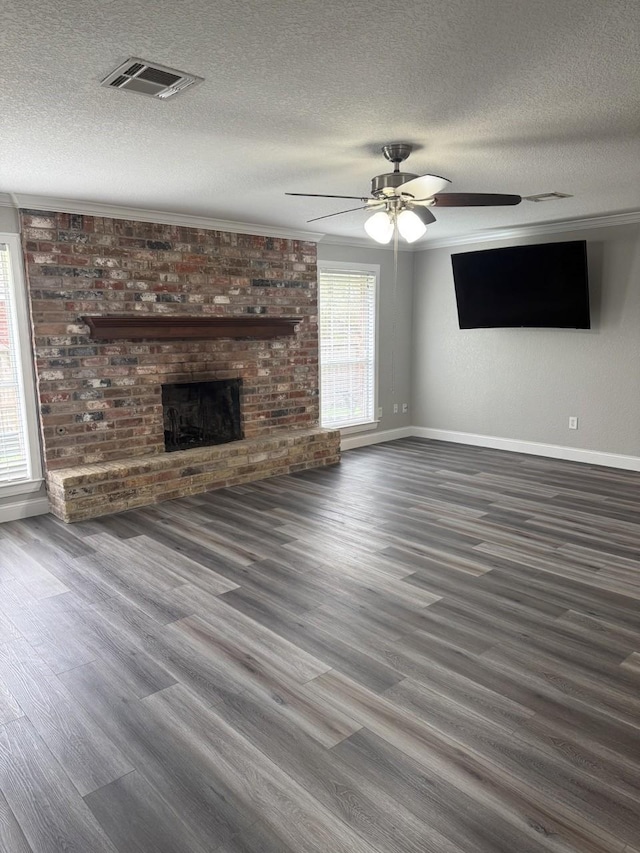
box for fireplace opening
[162,379,242,452]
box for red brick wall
[20,210,319,471]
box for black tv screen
[452,240,590,329]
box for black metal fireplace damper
[162,379,242,452]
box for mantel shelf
[82,315,300,341]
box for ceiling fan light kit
[396,207,434,243]
[286,143,522,243]
[364,210,395,243]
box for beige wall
[317,241,414,437]
[412,223,640,457]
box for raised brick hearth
[47,428,339,522]
[21,210,340,521]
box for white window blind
[319,267,376,429]
[0,242,33,484]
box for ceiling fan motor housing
[373,143,418,196]
[371,171,419,196]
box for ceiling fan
[286,143,521,243]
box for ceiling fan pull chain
[391,219,399,395]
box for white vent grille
[524,192,573,203]
[101,58,203,100]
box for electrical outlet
[393,403,399,414]
[401,403,408,414]
[569,416,578,430]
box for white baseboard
[341,426,414,451]
[411,427,640,472]
[0,493,50,523]
[341,424,640,471]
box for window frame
[0,233,43,496]
[317,260,380,434]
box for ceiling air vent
[101,58,203,100]
[524,192,573,202]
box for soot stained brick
[41,267,103,279]
[74,412,104,423]
[251,279,305,288]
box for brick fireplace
[20,210,340,521]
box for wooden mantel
[82,315,300,341]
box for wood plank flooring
[0,437,639,852]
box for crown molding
[417,209,640,251]
[317,234,414,252]
[10,193,324,242]
[6,192,639,250]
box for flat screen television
[451,240,590,329]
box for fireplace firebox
[162,379,242,452]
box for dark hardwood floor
[0,437,639,852]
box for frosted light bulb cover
[397,209,428,243]
[364,211,393,244]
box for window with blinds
[0,241,35,485]
[318,266,377,429]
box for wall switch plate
[402,403,408,413]
[377,407,383,419]
[569,416,578,429]
[393,403,399,414]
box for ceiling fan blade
[433,193,522,207]
[306,205,379,223]
[286,192,370,201]
[408,206,436,225]
[397,174,451,199]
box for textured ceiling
[1,0,639,243]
